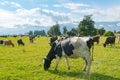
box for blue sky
[0,0,120,30]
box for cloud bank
[0,1,120,29]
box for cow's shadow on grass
[91,73,120,80]
[48,70,120,80]
[48,69,84,79]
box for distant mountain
[0,25,50,35]
[0,21,120,35]
[95,21,120,32]
[60,21,120,33]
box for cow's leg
[84,52,91,79]
[54,56,60,70]
[65,56,70,70]
[82,58,87,71]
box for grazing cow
[17,39,25,46]
[4,40,14,47]
[43,37,94,78]
[49,36,58,46]
[29,35,37,43]
[0,40,3,45]
[93,35,100,44]
[103,36,116,47]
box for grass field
[0,36,120,80]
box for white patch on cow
[54,54,61,70]
[61,37,90,58]
[69,37,90,58]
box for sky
[0,0,120,33]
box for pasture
[0,36,120,80]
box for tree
[77,15,97,36]
[71,28,77,34]
[66,28,77,36]
[48,23,61,36]
[28,31,33,35]
[63,26,67,34]
[104,31,114,36]
[97,27,106,35]
[66,31,76,37]
[34,30,46,36]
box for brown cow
[4,40,14,47]
[93,35,100,44]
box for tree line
[47,15,106,36]
[28,30,46,36]
[28,15,117,37]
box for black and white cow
[43,37,94,78]
[103,36,116,47]
[29,35,37,43]
[17,39,25,46]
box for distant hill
[0,21,120,35]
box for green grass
[0,36,120,80]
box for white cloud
[40,4,49,7]
[54,3,89,10]
[71,6,120,22]
[99,24,104,27]
[64,3,89,10]
[53,4,61,7]
[0,1,22,8]
[1,1,120,29]
[117,23,120,26]
[41,9,71,22]
[0,1,9,5]
[11,2,22,8]
[53,2,120,22]
[108,25,113,27]
[0,8,72,28]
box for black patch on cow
[43,42,57,70]
[47,42,57,60]
[0,40,3,44]
[62,39,74,56]
[87,38,93,50]
[55,43,62,57]
[44,58,51,70]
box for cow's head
[43,57,51,70]
[44,41,57,70]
